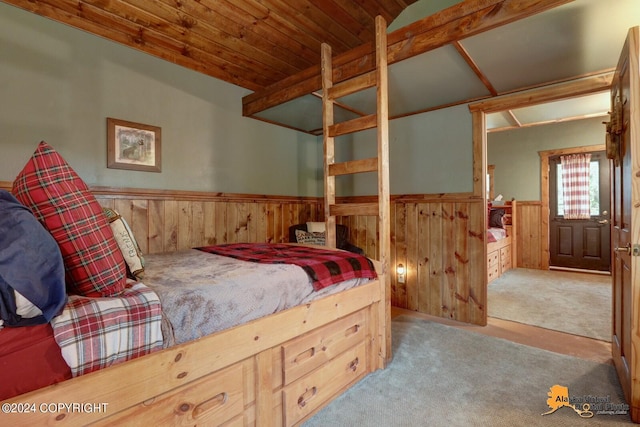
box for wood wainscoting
[94,188,324,254]
[339,195,486,325]
[514,201,543,270]
[341,197,545,325]
[1,180,545,326]
[0,181,323,253]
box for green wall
[0,3,475,200]
[335,104,473,196]
[487,117,606,201]
[0,3,321,197]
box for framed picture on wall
[107,118,161,172]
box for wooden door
[610,26,640,422]
[548,152,611,271]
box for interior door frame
[469,75,613,283]
[539,144,606,270]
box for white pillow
[15,290,43,318]
[306,221,326,233]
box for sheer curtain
[561,153,591,219]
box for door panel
[549,152,611,271]
[610,26,639,422]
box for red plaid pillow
[12,141,126,297]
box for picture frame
[107,118,161,172]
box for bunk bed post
[321,43,337,249]
[321,15,390,366]
[374,15,391,365]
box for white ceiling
[253,0,639,134]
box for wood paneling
[98,189,494,325]
[1,0,414,92]
[514,202,543,269]
[1,180,549,325]
[341,197,486,324]
[342,197,543,323]
[0,181,325,253]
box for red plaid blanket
[196,243,377,291]
[50,282,164,377]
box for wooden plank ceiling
[4,0,613,133]
[1,0,416,91]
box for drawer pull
[297,387,318,408]
[192,392,228,419]
[348,357,359,372]
[345,324,360,337]
[294,347,316,364]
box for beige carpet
[303,316,630,426]
[488,268,611,342]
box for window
[556,161,600,217]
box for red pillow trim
[12,141,127,297]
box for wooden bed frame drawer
[487,250,499,268]
[487,264,500,282]
[96,360,246,426]
[281,309,367,385]
[282,341,367,426]
[500,246,512,271]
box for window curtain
[561,153,591,219]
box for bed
[487,201,517,283]
[0,142,387,426]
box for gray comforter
[142,249,368,345]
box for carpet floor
[488,268,611,342]
[303,316,630,426]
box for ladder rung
[330,202,378,216]
[329,158,378,176]
[328,114,376,137]
[328,71,376,100]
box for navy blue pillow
[0,190,66,326]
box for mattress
[142,248,373,344]
[0,323,71,400]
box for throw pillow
[103,208,145,279]
[306,221,326,233]
[295,229,326,246]
[489,208,506,228]
[0,190,67,326]
[11,141,127,297]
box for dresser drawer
[283,342,367,426]
[281,309,367,385]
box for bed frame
[487,200,517,283]
[1,260,384,426]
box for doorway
[488,144,611,342]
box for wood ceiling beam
[489,111,609,132]
[452,41,498,96]
[468,71,613,113]
[243,0,573,116]
[506,110,522,127]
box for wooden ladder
[321,15,391,363]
